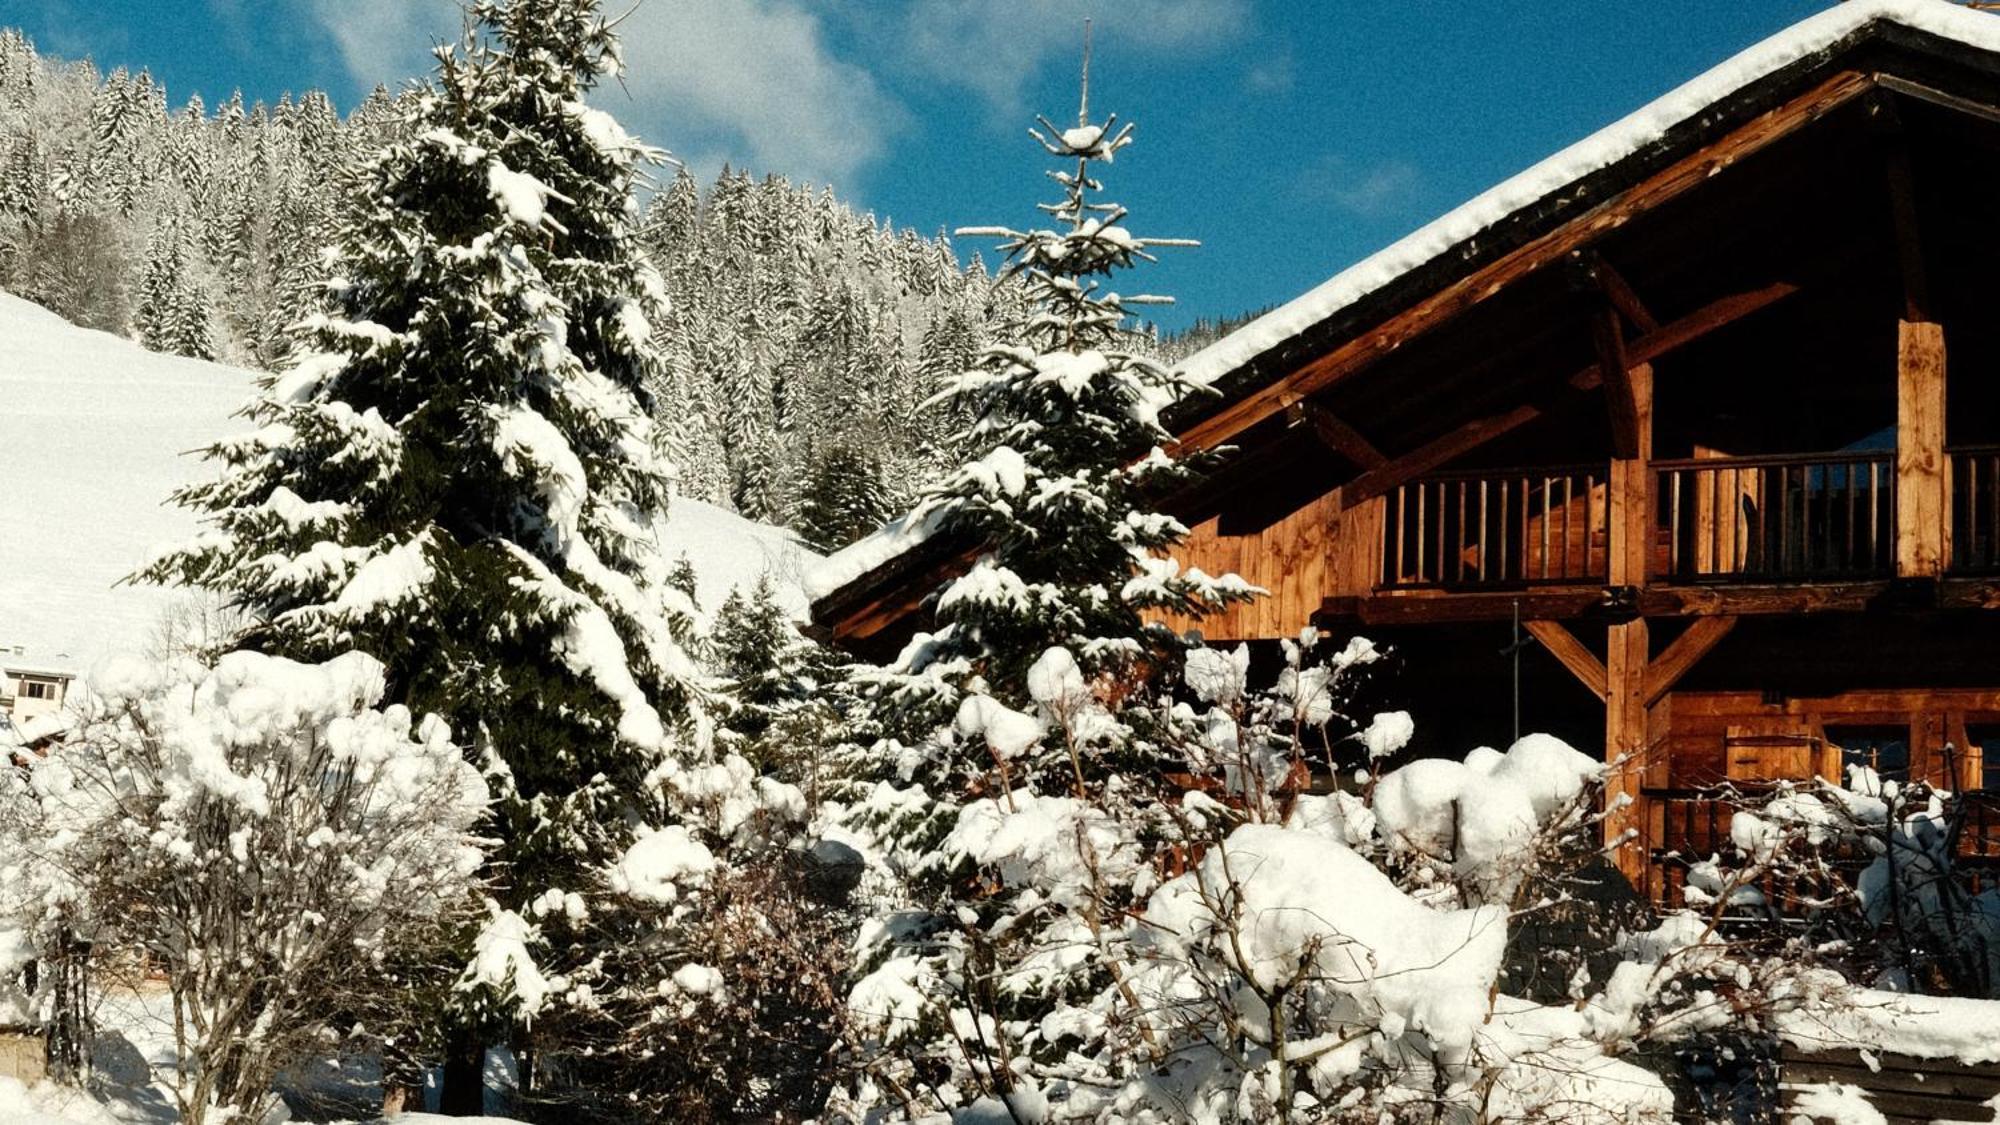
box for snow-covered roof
[1171,0,2000,397]
[0,648,78,681]
[803,509,948,607]
[809,0,2000,621]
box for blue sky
[1,0,1834,330]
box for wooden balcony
[1378,465,1607,590]
[1655,450,1895,583]
[1951,445,2000,575]
[1377,450,1900,592]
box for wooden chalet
[809,1,2000,900]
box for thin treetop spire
[1079,17,1093,126]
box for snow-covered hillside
[662,493,823,620]
[0,291,252,667]
[0,290,819,667]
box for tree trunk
[438,1031,485,1116]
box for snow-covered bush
[0,650,488,1124]
[1681,765,2000,998]
[835,614,1865,1123]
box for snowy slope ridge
[664,493,823,620]
[0,290,253,666]
[0,290,820,665]
[808,0,2000,611]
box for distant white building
[1,647,76,749]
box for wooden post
[1607,363,1654,587]
[1896,320,1947,577]
[1605,618,1650,884]
[1604,361,1654,882]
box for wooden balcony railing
[1951,445,2000,575]
[1379,464,1608,589]
[1654,451,1895,583]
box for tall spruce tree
[133,209,215,359]
[836,50,1253,1120]
[795,442,898,552]
[141,3,719,1096]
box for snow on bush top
[1143,822,1508,1070]
[1373,733,1602,897]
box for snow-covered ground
[0,290,819,672]
[0,291,253,669]
[662,491,821,620]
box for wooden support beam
[1584,253,1659,334]
[1885,145,1930,322]
[1318,577,2000,630]
[1340,403,1547,508]
[1619,281,1799,368]
[1605,618,1650,883]
[1525,620,1607,701]
[1642,616,1737,706]
[1896,320,1948,578]
[1594,305,1642,460]
[1608,362,1654,587]
[1877,73,2000,129]
[1341,281,1792,509]
[1288,401,1387,469]
[1175,70,1872,454]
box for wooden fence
[1783,1046,2000,1124]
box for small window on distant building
[17,678,56,700]
[1825,724,1909,783]
[1971,725,2000,790]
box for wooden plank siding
[1154,492,1354,642]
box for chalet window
[1970,725,2000,790]
[1824,725,1909,784]
[17,679,55,700]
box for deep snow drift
[0,290,821,668]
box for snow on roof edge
[807,0,2000,618]
[1170,0,2000,395]
[804,507,951,607]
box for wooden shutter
[1725,725,1825,783]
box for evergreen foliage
[834,68,1255,1120]
[0,24,1052,542]
[796,443,902,552]
[139,0,719,1055]
[132,207,215,359]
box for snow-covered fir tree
[796,443,902,553]
[133,2,827,1110]
[132,206,215,359]
[833,65,1256,1120]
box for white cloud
[1294,154,1422,218]
[305,0,456,94]
[1243,48,1294,96]
[878,0,1251,119]
[305,0,900,190]
[611,0,901,190]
